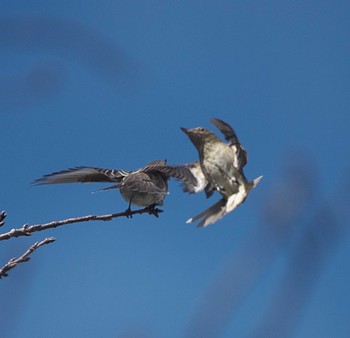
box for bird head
[181,127,218,149]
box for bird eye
[198,127,205,132]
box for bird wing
[150,162,213,196]
[144,159,167,167]
[185,162,216,198]
[121,172,167,194]
[144,163,195,187]
[211,118,248,169]
[211,118,239,144]
[32,166,130,185]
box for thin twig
[0,237,56,278]
[0,206,162,241]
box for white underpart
[225,184,247,213]
[189,166,207,193]
[231,144,239,168]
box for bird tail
[225,175,263,213]
[92,184,121,194]
[187,175,264,227]
[250,175,263,189]
[186,198,227,227]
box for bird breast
[201,143,238,195]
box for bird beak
[181,127,189,134]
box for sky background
[1,1,350,338]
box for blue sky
[1,1,349,337]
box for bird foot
[145,205,163,218]
[124,207,133,218]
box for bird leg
[124,199,133,218]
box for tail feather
[187,175,263,227]
[249,175,263,190]
[92,184,120,194]
[186,198,227,227]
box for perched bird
[180,118,263,227]
[33,160,196,215]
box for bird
[33,160,197,216]
[179,118,263,227]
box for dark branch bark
[0,237,56,278]
[0,206,162,241]
[0,206,162,278]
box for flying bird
[179,118,263,227]
[33,160,196,215]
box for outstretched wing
[151,162,216,198]
[181,162,207,194]
[143,163,194,186]
[32,166,130,185]
[148,162,200,190]
[144,159,167,167]
[211,118,248,169]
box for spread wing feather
[33,166,130,185]
[211,118,248,169]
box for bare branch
[0,206,162,241]
[0,237,56,278]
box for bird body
[181,118,262,227]
[118,169,168,207]
[200,142,238,197]
[33,160,195,212]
